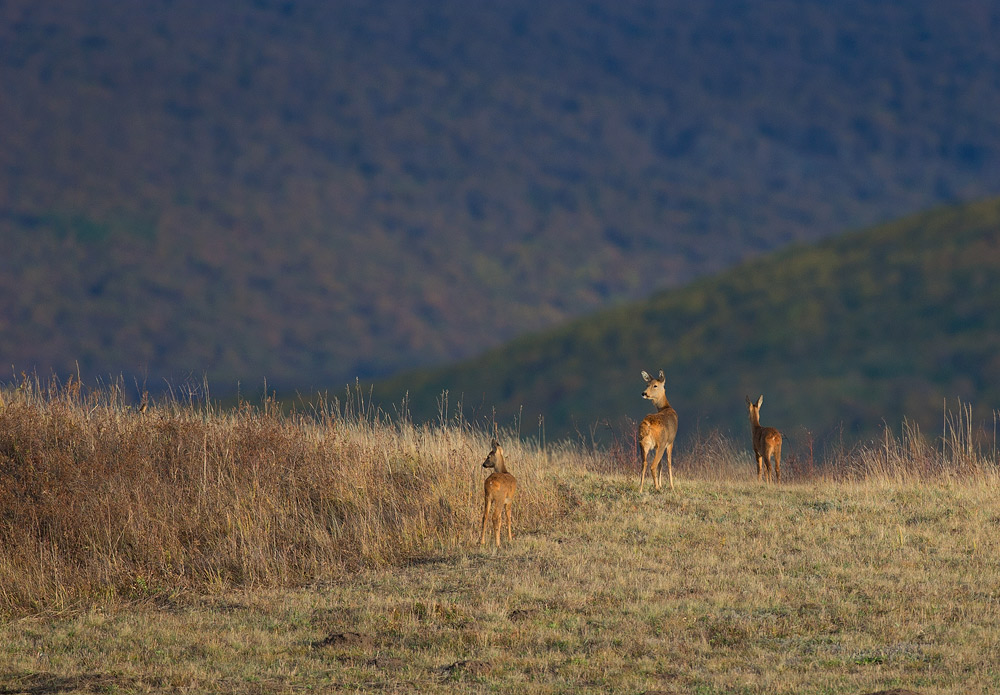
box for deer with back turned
[639,370,679,491]
[746,395,782,483]
[480,438,517,547]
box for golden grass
[0,378,575,615]
[1,381,999,693]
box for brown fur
[639,370,679,491]
[480,439,517,547]
[746,395,782,483]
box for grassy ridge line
[374,196,1000,443]
[1,379,997,617]
[0,380,576,616]
[2,382,1000,691]
[2,474,1000,692]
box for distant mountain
[373,197,1000,444]
[2,1,1000,395]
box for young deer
[480,438,517,547]
[639,370,679,491]
[746,395,782,483]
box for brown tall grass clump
[838,403,999,483]
[0,378,573,615]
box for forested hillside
[3,1,1000,394]
[374,197,1000,444]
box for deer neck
[749,411,761,431]
[490,451,507,475]
[491,454,508,474]
[653,394,671,412]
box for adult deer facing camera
[480,438,517,547]
[746,395,782,483]
[639,370,679,492]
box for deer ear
[491,438,499,449]
[658,370,665,380]
[757,395,764,408]
[745,396,752,406]
[641,371,651,382]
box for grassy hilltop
[1,382,999,693]
[374,196,1000,445]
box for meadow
[1,379,999,694]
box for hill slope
[2,1,1000,393]
[374,197,1000,443]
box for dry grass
[0,378,575,615]
[1,381,999,694]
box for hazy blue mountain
[373,197,1000,445]
[2,1,1000,397]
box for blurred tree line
[1,0,999,397]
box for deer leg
[505,501,513,542]
[665,441,674,491]
[650,446,666,491]
[651,447,660,489]
[494,506,502,547]
[639,445,650,492]
[756,453,763,482]
[480,496,492,546]
[774,445,781,484]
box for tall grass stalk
[0,379,568,615]
[1,379,998,617]
[839,400,999,483]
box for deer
[746,395,782,483]
[639,370,679,492]
[480,438,517,547]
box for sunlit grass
[1,379,999,693]
[0,377,577,615]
